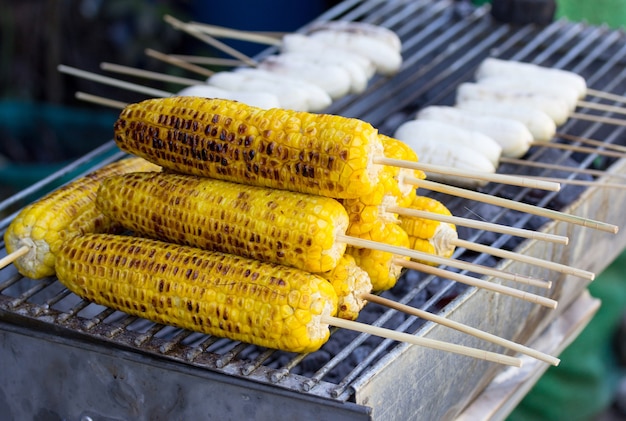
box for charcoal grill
[1,0,626,419]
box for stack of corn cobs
[3,96,542,356]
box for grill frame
[2,0,626,419]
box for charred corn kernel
[4,157,160,279]
[342,136,424,236]
[320,254,372,320]
[113,96,384,199]
[96,171,349,273]
[347,221,410,291]
[55,234,338,354]
[400,195,457,264]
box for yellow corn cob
[320,254,372,321]
[347,220,410,291]
[343,136,424,236]
[96,171,349,273]
[4,157,160,279]
[379,135,425,208]
[114,96,384,199]
[400,195,457,264]
[55,234,338,354]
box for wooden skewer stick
[100,62,203,86]
[530,141,626,160]
[144,48,215,78]
[520,176,626,190]
[58,64,172,98]
[341,235,554,296]
[363,293,559,365]
[386,205,569,245]
[323,315,522,366]
[578,100,626,117]
[0,245,29,271]
[163,15,258,67]
[407,177,619,234]
[75,92,128,110]
[499,157,626,182]
[168,55,250,68]
[587,88,626,104]
[395,258,558,309]
[569,112,626,128]
[376,157,560,192]
[451,237,593,280]
[557,133,626,154]
[187,22,284,46]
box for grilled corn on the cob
[320,254,372,321]
[400,196,457,263]
[343,135,423,236]
[96,171,349,273]
[4,157,160,279]
[114,96,384,199]
[55,234,338,354]
[347,220,410,291]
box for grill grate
[2,1,626,419]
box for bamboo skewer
[163,15,258,67]
[144,48,215,77]
[0,246,29,270]
[376,158,560,192]
[499,157,626,181]
[587,88,626,104]
[100,62,203,86]
[168,55,250,68]
[407,177,619,234]
[363,293,559,365]
[396,258,558,309]
[569,112,626,128]
[577,100,626,117]
[386,205,568,245]
[342,236,555,300]
[323,315,522,366]
[187,22,284,46]
[520,176,626,190]
[58,65,172,98]
[557,133,626,154]
[75,92,127,110]
[451,238,593,280]
[530,141,626,160]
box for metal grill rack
[2,1,626,419]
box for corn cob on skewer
[3,157,160,279]
[347,220,410,292]
[400,195,457,263]
[56,234,338,354]
[57,234,522,365]
[113,96,384,199]
[320,254,372,320]
[96,171,349,273]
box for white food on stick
[207,69,331,111]
[456,82,571,125]
[455,99,557,142]
[280,34,375,91]
[393,119,502,167]
[307,30,402,76]
[475,57,587,99]
[307,20,402,52]
[176,85,281,109]
[476,76,579,111]
[416,106,533,158]
[393,131,496,189]
[257,53,353,99]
